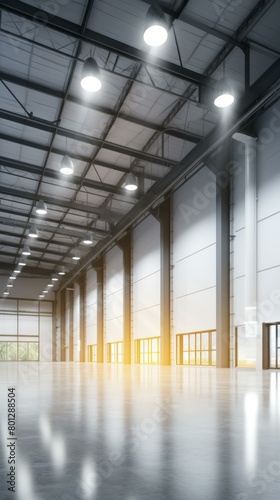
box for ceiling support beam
[0,0,215,88]
[59,54,280,290]
[0,110,176,167]
[0,156,139,199]
[0,186,121,221]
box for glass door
[269,324,280,368]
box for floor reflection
[0,363,279,499]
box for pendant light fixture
[7,283,13,288]
[22,245,31,256]
[39,294,44,298]
[58,266,66,276]
[18,258,27,267]
[82,231,93,245]
[81,57,102,92]
[3,290,9,296]
[72,250,80,261]
[10,275,16,280]
[214,77,235,108]
[36,199,47,215]
[124,172,138,191]
[14,268,21,274]
[51,274,59,281]
[60,155,74,175]
[143,5,168,47]
[29,225,39,238]
[47,283,54,287]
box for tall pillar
[68,288,74,362]
[60,289,66,361]
[209,142,230,368]
[152,198,171,365]
[52,301,56,361]
[79,275,86,362]
[92,257,104,363]
[118,233,132,364]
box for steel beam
[0,185,121,221]
[0,1,215,87]
[59,52,280,291]
[0,110,176,168]
[0,70,202,144]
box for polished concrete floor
[0,363,280,500]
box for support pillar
[79,274,86,362]
[208,142,231,368]
[92,257,104,363]
[68,288,74,362]
[152,198,171,365]
[118,233,132,364]
[60,289,66,361]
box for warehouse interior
[1,0,280,499]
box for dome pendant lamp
[36,199,47,215]
[81,57,102,92]
[124,172,138,191]
[214,77,235,108]
[143,5,168,47]
[60,155,74,175]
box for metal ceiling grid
[0,0,279,297]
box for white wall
[85,268,97,354]
[65,290,70,361]
[132,215,161,342]
[39,301,53,362]
[256,103,280,324]
[172,167,216,340]
[105,246,124,349]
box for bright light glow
[52,274,59,281]
[39,294,44,298]
[18,260,26,266]
[60,155,74,175]
[7,284,13,288]
[58,266,66,276]
[143,24,168,47]
[47,283,54,287]
[125,183,138,191]
[3,291,9,295]
[81,75,101,92]
[14,269,21,274]
[10,276,16,280]
[244,392,258,474]
[72,255,80,261]
[43,290,48,293]
[214,93,235,108]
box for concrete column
[118,233,132,364]
[79,275,86,362]
[151,198,171,365]
[60,289,66,361]
[68,288,74,362]
[92,257,104,363]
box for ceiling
[0,0,280,296]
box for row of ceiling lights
[2,198,95,297]
[80,5,235,109]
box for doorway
[268,324,280,369]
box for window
[0,341,39,361]
[176,331,216,366]
[88,344,97,362]
[135,337,160,364]
[107,342,123,363]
